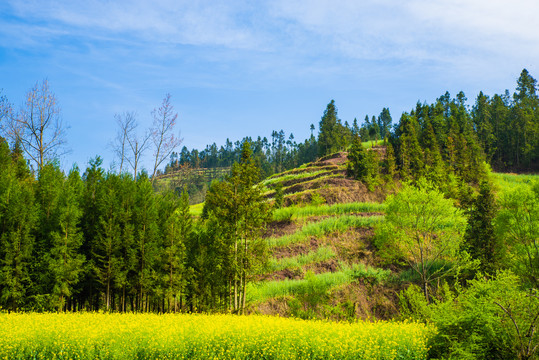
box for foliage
[203,141,272,312]
[347,135,380,189]
[400,271,539,360]
[495,180,539,288]
[376,179,469,300]
[464,179,503,274]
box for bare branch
[150,94,183,184]
[4,80,68,172]
[111,111,137,174]
[115,112,150,180]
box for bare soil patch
[264,220,298,238]
[304,259,339,274]
[271,237,321,259]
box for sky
[1,0,538,172]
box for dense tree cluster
[166,131,318,179]
[0,139,270,312]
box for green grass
[268,246,336,272]
[265,173,346,198]
[262,170,329,187]
[247,270,352,303]
[362,140,382,149]
[189,203,204,216]
[249,263,391,303]
[274,202,386,221]
[493,172,538,191]
[268,215,383,248]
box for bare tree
[150,94,182,184]
[120,112,150,180]
[5,80,67,172]
[112,111,137,174]
[0,91,12,138]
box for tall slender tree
[48,166,85,311]
[150,94,182,184]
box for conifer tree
[421,119,445,185]
[79,156,105,310]
[162,188,190,312]
[33,162,64,298]
[464,180,502,275]
[48,166,85,311]
[203,141,271,313]
[347,135,379,188]
[0,140,37,310]
[396,114,424,180]
[318,100,341,156]
[94,173,122,311]
[133,174,160,311]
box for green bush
[400,271,539,360]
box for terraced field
[250,152,399,320]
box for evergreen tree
[421,119,445,186]
[347,135,379,189]
[378,108,392,141]
[472,91,496,162]
[0,140,37,310]
[383,143,397,180]
[203,141,271,313]
[162,188,190,312]
[318,100,341,156]
[79,156,105,310]
[33,162,64,298]
[396,114,424,180]
[133,174,160,311]
[512,69,539,169]
[48,166,85,311]
[114,173,136,312]
[94,173,122,311]
[464,180,502,275]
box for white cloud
[5,0,266,49]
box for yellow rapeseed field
[0,312,433,359]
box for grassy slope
[248,150,398,320]
[185,148,537,321]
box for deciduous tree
[6,80,68,172]
[376,180,468,301]
[150,94,182,183]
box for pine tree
[48,166,85,311]
[421,119,445,186]
[133,174,160,311]
[397,114,424,180]
[114,173,136,312]
[33,162,64,299]
[378,108,392,141]
[318,100,341,156]
[347,135,379,188]
[0,140,37,310]
[203,141,271,313]
[383,143,396,180]
[162,188,190,312]
[79,156,105,310]
[94,173,122,311]
[464,180,502,275]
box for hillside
[245,150,403,320]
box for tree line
[0,138,269,312]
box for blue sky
[1,0,538,172]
